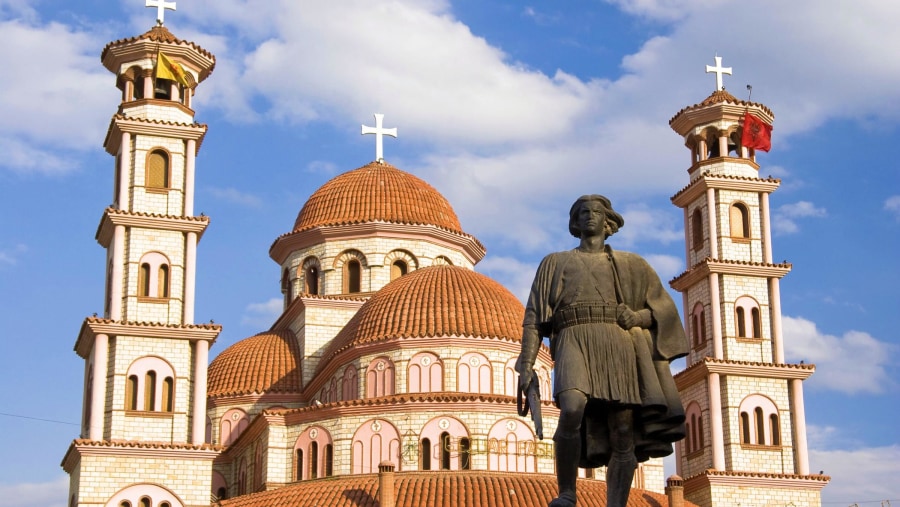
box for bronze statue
[516,195,689,507]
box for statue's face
[576,200,607,237]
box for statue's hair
[568,194,625,239]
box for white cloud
[0,17,115,174]
[884,195,900,221]
[642,254,683,281]
[240,297,283,329]
[476,255,539,303]
[783,316,896,394]
[0,243,27,266]
[206,187,263,208]
[0,475,68,507]
[810,445,900,504]
[773,201,827,235]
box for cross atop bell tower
[146,0,176,25]
[705,55,732,91]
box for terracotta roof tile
[669,89,774,125]
[70,438,223,451]
[83,316,221,330]
[292,162,463,234]
[208,330,302,398]
[218,470,694,507]
[317,266,525,373]
[101,25,215,63]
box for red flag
[742,112,772,152]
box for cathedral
[60,7,829,507]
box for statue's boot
[549,435,580,507]
[605,452,637,507]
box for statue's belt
[552,303,619,330]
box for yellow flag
[156,51,197,89]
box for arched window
[440,432,451,470]
[345,259,361,293]
[144,371,156,411]
[691,208,703,251]
[120,501,131,507]
[220,408,250,445]
[433,255,453,266]
[146,150,169,189]
[740,412,751,444]
[739,395,780,446]
[160,503,171,507]
[421,438,432,470]
[139,263,151,297]
[324,444,333,477]
[137,252,170,299]
[730,202,750,239]
[216,488,227,501]
[309,441,319,479]
[459,437,471,470]
[162,376,174,412]
[408,352,443,393]
[391,260,407,280]
[691,303,706,347]
[350,419,400,474]
[139,498,151,507]
[158,265,169,298]
[126,375,138,410]
[296,449,303,480]
[305,266,318,295]
[684,402,703,454]
[342,365,358,400]
[457,352,492,394]
[281,267,291,306]
[735,296,762,339]
[366,357,396,398]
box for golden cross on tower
[705,55,733,91]
[361,114,398,163]
[146,0,176,26]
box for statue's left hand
[617,304,641,329]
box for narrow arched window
[216,487,227,500]
[736,307,746,337]
[144,371,156,411]
[460,438,471,470]
[730,203,750,239]
[139,498,151,507]
[755,407,766,444]
[281,268,291,305]
[139,263,151,297]
[421,438,432,470]
[309,442,318,479]
[740,412,750,444]
[146,150,169,189]
[162,376,174,412]
[159,503,171,507]
[345,260,361,293]
[296,449,303,481]
[391,260,407,281]
[752,308,762,338]
[770,414,780,446]
[158,265,169,298]
[126,375,138,410]
[324,444,333,477]
[691,208,703,251]
[119,501,131,507]
[305,266,319,295]
[440,432,451,470]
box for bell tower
[62,4,222,506]
[668,56,829,506]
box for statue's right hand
[518,365,535,391]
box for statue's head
[568,194,625,239]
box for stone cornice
[104,114,208,155]
[96,208,210,247]
[61,439,222,472]
[669,258,791,291]
[75,317,221,358]
[675,358,815,389]
[671,173,780,208]
[269,222,487,266]
[207,392,301,409]
[683,469,829,495]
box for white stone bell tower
[668,56,829,506]
[62,4,222,506]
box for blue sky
[0,0,898,505]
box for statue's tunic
[523,247,689,465]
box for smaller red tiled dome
[292,162,463,234]
[319,265,525,368]
[208,330,302,398]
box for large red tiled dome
[319,265,525,367]
[207,330,302,398]
[292,162,462,233]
